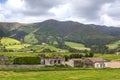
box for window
[97,64,100,68]
[58,60,61,64]
[100,64,103,68]
[54,60,57,64]
[50,60,53,64]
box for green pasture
[1,37,21,45]
[65,42,90,50]
[6,44,30,50]
[0,69,120,80]
[0,52,38,57]
[22,44,68,53]
[107,40,120,49]
[0,37,31,50]
[95,54,120,61]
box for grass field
[1,37,21,45]
[6,44,30,50]
[0,52,38,57]
[0,69,120,80]
[65,42,90,50]
[95,54,120,61]
[22,44,68,53]
[0,37,31,50]
[107,40,120,49]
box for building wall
[68,60,74,67]
[94,62,107,68]
[107,61,120,68]
[67,59,83,67]
[84,59,94,68]
[44,58,64,66]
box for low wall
[0,65,45,68]
[107,61,120,68]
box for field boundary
[0,65,45,68]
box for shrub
[14,57,41,64]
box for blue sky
[0,0,120,27]
[0,0,6,3]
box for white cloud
[5,0,25,10]
[100,14,120,27]
[0,14,5,22]
[49,3,72,20]
[0,0,120,27]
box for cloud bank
[0,0,120,27]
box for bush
[14,57,41,64]
[69,53,83,59]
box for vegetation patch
[65,42,90,50]
[0,69,120,80]
[14,57,41,64]
[107,40,120,49]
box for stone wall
[0,65,45,68]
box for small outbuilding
[68,58,83,67]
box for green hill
[65,42,90,50]
[107,40,120,49]
[0,19,120,48]
[24,33,38,44]
[1,37,21,45]
[0,37,30,50]
[22,44,68,53]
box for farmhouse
[67,58,83,67]
[41,58,65,66]
[84,58,107,68]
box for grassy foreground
[0,69,120,80]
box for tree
[90,45,109,54]
[89,52,94,57]
[38,54,45,58]
[69,53,83,59]
[55,36,65,48]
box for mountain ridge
[0,19,120,47]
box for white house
[84,58,107,68]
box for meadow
[0,68,120,80]
[107,40,120,49]
[65,42,90,50]
[0,52,38,57]
[95,54,120,61]
[0,37,30,50]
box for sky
[0,0,120,27]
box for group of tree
[38,53,94,62]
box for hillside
[1,37,21,45]
[0,37,30,51]
[65,42,90,50]
[0,19,120,48]
[107,40,120,49]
